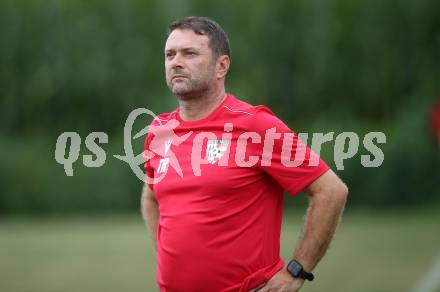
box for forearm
[141,184,159,249]
[293,187,347,271]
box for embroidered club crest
[207,139,229,164]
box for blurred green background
[0,0,439,291]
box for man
[142,16,348,292]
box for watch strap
[287,260,314,281]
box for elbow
[311,180,348,207]
[336,181,349,205]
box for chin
[172,85,188,94]
[171,84,192,96]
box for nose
[167,52,184,70]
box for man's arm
[257,169,348,292]
[293,169,348,271]
[141,184,159,250]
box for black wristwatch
[286,260,314,281]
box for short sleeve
[253,108,330,196]
[144,131,155,191]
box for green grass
[1,210,439,292]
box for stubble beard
[171,79,208,101]
[167,64,216,101]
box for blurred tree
[0,0,439,214]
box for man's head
[164,16,231,99]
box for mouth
[172,75,188,80]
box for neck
[178,87,227,121]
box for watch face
[288,261,303,277]
[288,260,314,281]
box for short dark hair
[168,16,231,58]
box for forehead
[165,29,210,51]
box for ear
[216,55,230,79]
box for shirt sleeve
[144,131,155,191]
[253,107,330,196]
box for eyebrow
[164,47,199,53]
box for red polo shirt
[144,94,329,292]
